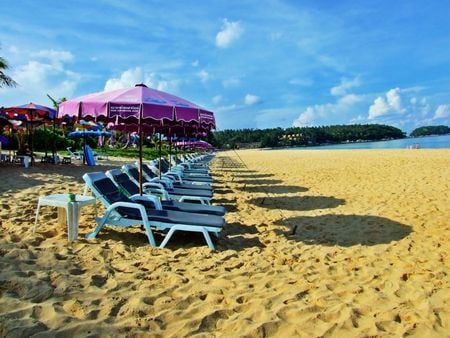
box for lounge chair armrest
[155,177,174,189]
[178,196,210,205]
[186,180,212,186]
[165,171,182,183]
[130,194,163,210]
[108,201,149,220]
[143,181,165,190]
[142,186,170,201]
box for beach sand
[0,149,449,337]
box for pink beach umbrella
[175,140,213,150]
[58,84,215,194]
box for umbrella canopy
[0,116,12,128]
[3,102,57,120]
[199,111,216,130]
[58,83,213,124]
[68,130,112,138]
[58,84,215,194]
[175,140,214,150]
[2,103,57,158]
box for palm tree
[0,55,17,88]
[47,94,67,109]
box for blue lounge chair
[105,169,225,216]
[83,172,225,249]
[122,164,213,204]
[139,162,212,190]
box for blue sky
[0,0,449,133]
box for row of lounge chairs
[82,153,225,249]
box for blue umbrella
[68,130,112,138]
[68,130,112,165]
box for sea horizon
[281,134,450,150]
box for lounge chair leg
[33,202,41,232]
[202,228,216,250]
[159,227,177,249]
[142,222,157,247]
[86,215,108,239]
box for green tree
[47,94,67,109]
[0,54,17,88]
[410,125,450,137]
[212,124,405,149]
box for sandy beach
[0,149,449,337]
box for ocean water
[292,134,450,150]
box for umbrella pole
[29,111,34,165]
[158,133,162,179]
[52,117,56,164]
[83,130,86,165]
[174,138,177,164]
[138,104,143,195]
[168,133,172,171]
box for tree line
[410,125,450,137]
[211,124,406,149]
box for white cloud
[293,106,315,127]
[433,104,450,119]
[215,19,243,48]
[368,97,390,119]
[0,50,80,106]
[104,67,180,92]
[104,67,143,91]
[289,78,313,87]
[349,114,366,123]
[338,94,362,106]
[197,69,209,83]
[368,87,404,120]
[270,32,283,41]
[212,95,222,105]
[8,45,19,54]
[293,93,364,127]
[33,49,74,63]
[330,76,361,96]
[222,77,241,88]
[386,88,403,111]
[244,94,261,105]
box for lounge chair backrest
[142,164,157,178]
[108,170,140,196]
[92,178,144,219]
[85,172,159,219]
[93,177,129,204]
[123,164,146,183]
[157,159,169,173]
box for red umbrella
[3,102,57,120]
[3,103,57,160]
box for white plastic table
[34,194,97,241]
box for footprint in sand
[40,230,59,238]
[63,299,87,320]
[69,267,86,275]
[90,274,108,287]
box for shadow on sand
[0,163,114,194]
[82,221,263,250]
[212,197,238,212]
[242,185,308,194]
[233,173,274,179]
[275,214,412,246]
[233,179,284,185]
[250,195,345,211]
[218,221,264,250]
